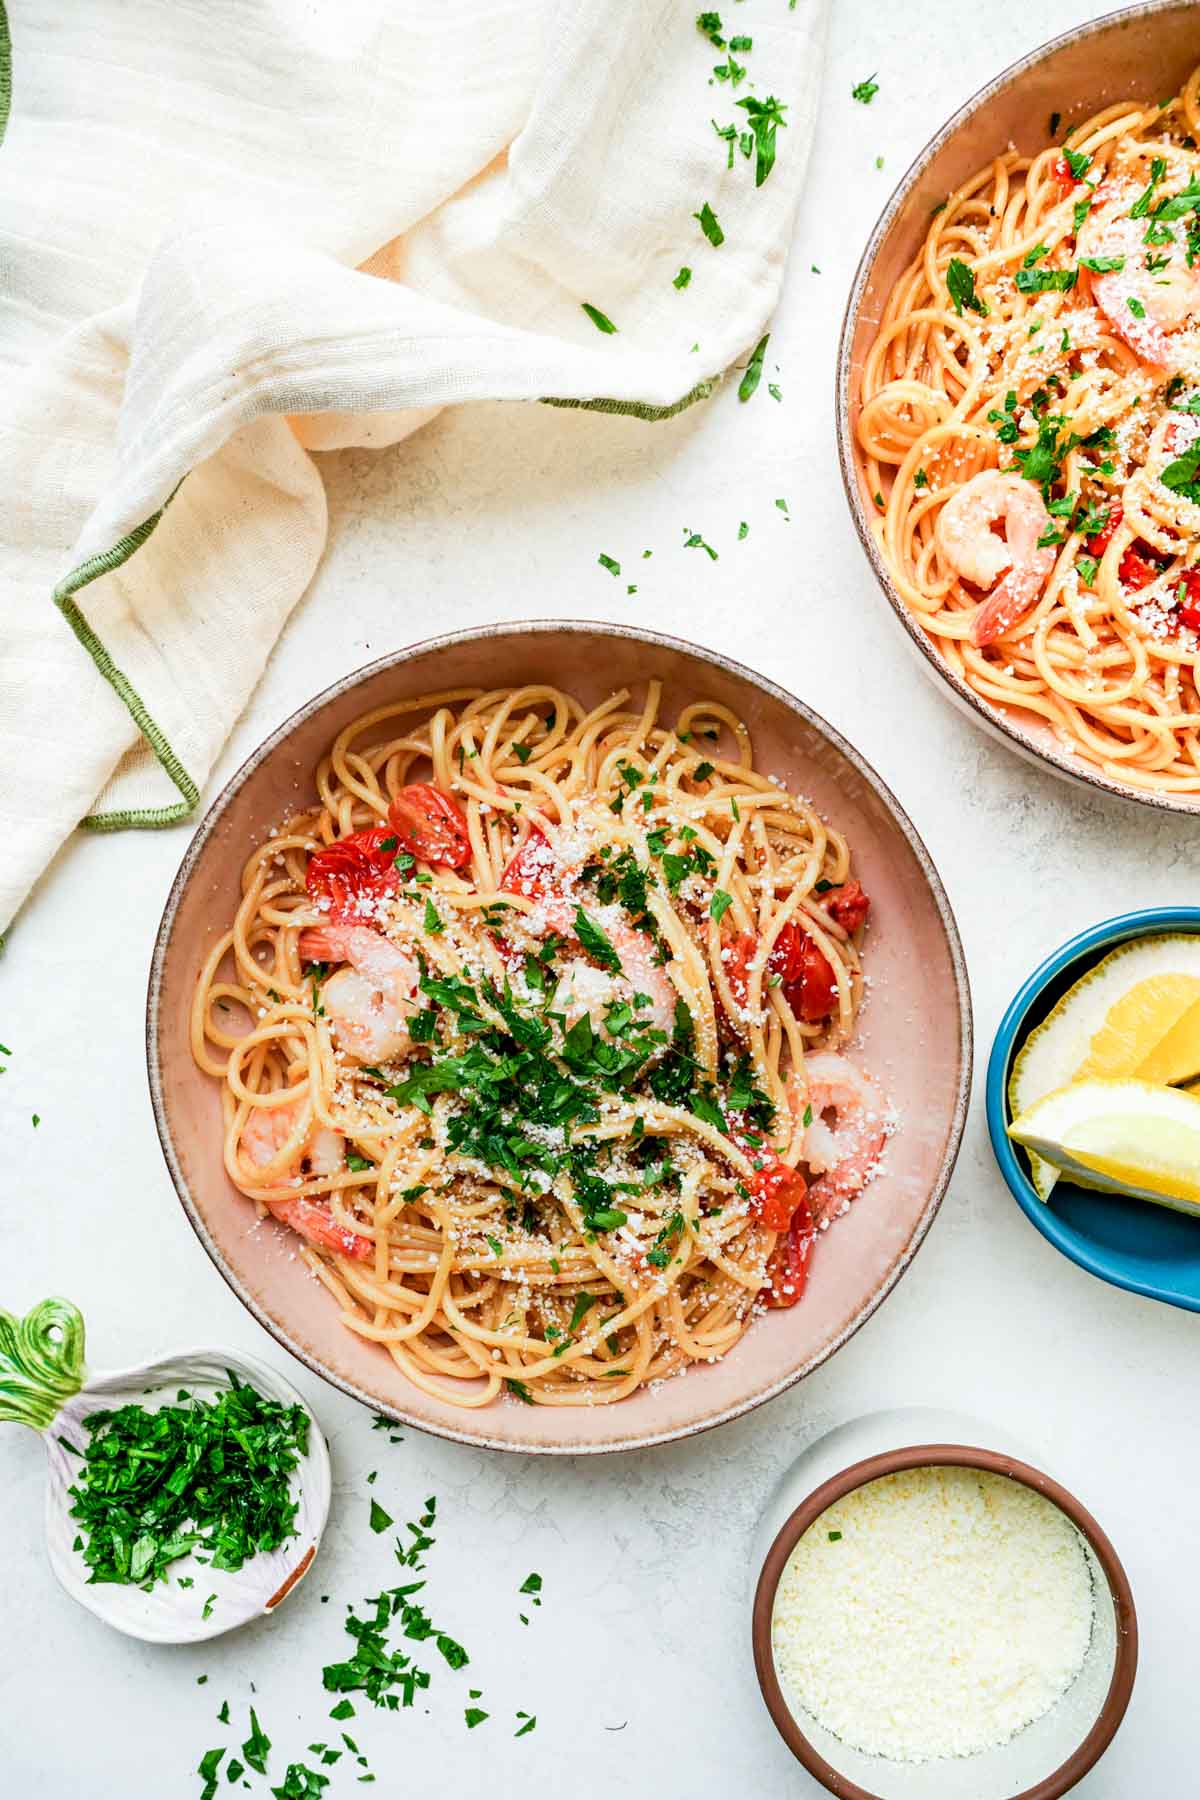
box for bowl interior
[989,909,1200,1314]
[756,1448,1135,1800]
[838,1,1200,812]
[149,624,970,1451]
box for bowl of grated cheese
[752,1439,1136,1799]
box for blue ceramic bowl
[987,907,1200,1314]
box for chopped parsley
[598,553,621,577]
[673,266,692,289]
[1162,441,1200,504]
[738,331,769,402]
[1014,264,1077,294]
[946,256,987,317]
[851,74,879,104]
[368,1499,393,1534]
[1130,156,1167,220]
[67,1375,308,1591]
[693,202,724,247]
[736,95,787,188]
[581,302,617,334]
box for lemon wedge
[1008,1078,1200,1216]
[1008,934,1200,1199]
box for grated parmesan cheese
[771,1466,1094,1764]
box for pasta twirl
[859,67,1200,793]
[192,682,885,1408]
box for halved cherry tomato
[387,783,471,869]
[773,922,839,1023]
[1084,503,1122,558]
[1119,544,1164,591]
[826,879,870,934]
[500,824,556,899]
[724,922,839,1025]
[751,1157,809,1232]
[1051,154,1078,196]
[761,1200,816,1308]
[306,825,402,920]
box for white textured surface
[1,2,1194,1793]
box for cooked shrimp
[795,1051,887,1223]
[299,923,421,1064]
[934,471,1055,646]
[550,920,677,1037]
[1080,181,1200,368]
[240,1097,372,1260]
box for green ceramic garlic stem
[0,1298,87,1430]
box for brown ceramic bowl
[753,1443,1138,1799]
[838,0,1200,814]
[147,622,971,1453]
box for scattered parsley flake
[693,202,724,246]
[598,553,621,577]
[368,1499,393,1535]
[673,266,692,289]
[738,331,769,402]
[851,74,879,104]
[581,302,617,334]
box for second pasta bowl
[148,622,970,1453]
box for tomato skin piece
[762,1201,816,1308]
[499,824,554,898]
[1084,503,1122,558]
[751,1157,808,1232]
[1175,568,1200,633]
[1051,153,1079,196]
[387,783,471,869]
[1119,545,1163,591]
[306,825,402,920]
[826,878,870,934]
[723,922,839,1024]
[776,924,839,1023]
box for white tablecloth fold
[0,0,826,934]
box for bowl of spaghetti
[149,623,970,1452]
[839,1,1200,807]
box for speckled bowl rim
[751,1443,1138,1800]
[986,904,1200,1313]
[835,0,1200,815]
[146,620,972,1455]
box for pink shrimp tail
[971,564,1047,647]
[299,925,355,963]
[269,1195,373,1261]
[1093,274,1173,368]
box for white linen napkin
[0,0,826,936]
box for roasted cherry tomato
[1174,568,1200,633]
[305,825,402,919]
[724,922,839,1025]
[826,878,870,934]
[1050,153,1079,196]
[1084,503,1122,558]
[500,824,556,898]
[761,1200,816,1308]
[773,922,840,1023]
[387,783,471,869]
[751,1157,809,1233]
[1119,544,1164,591]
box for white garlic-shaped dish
[0,1298,331,1643]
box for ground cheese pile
[771,1466,1094,1763]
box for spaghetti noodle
[858,67,1200,793]
[192,682,883,1408]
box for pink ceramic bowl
[147,623,971,1453]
